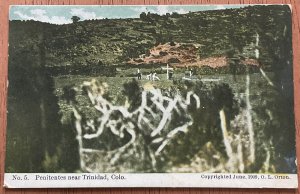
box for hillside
[8,5,291,72]
[127,42,259,68]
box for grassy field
[53,71,275,126]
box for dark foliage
[165,81,238,165]
[71,16,80,23]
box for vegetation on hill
[9,5,291,71]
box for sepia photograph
[4,4,297,184]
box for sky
[10,5,248,25]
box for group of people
[146,71,160,81]
[137,69,160,81]
[136,67,194,81]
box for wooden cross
[161,64,174,79]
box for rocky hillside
[8,5,291,71]
[127,42,259,68]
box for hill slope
[9,5,292,71]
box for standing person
[152,71,160,81]
[137,68,142,80]
[147,71,153,80]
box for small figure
[152,72,160,81]
[147,71,153,80]
[137,68,142,80]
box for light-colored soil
[127,42,259,68]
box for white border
[4,173,298,188]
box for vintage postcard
[4,5,298,188]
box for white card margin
[3,173,298,188]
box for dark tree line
[6,23,79,173]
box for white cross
[161,64,174,79]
